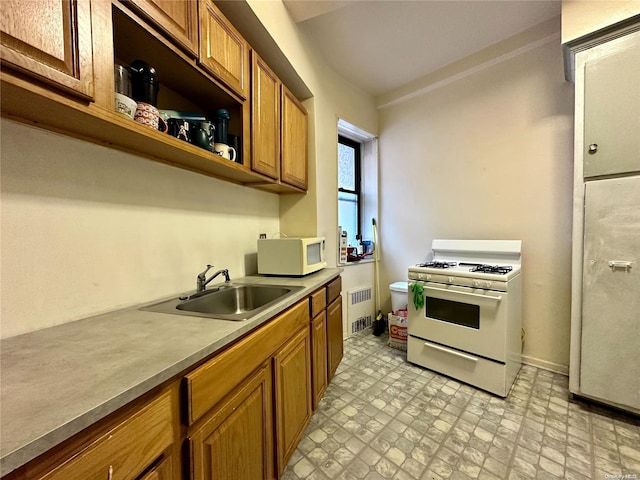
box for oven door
[408,281,508,362]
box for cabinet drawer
[407,336,510,397]
[185,300,309,425]
[326,276,342,304]
[40,391,174,480]
[309,288,326,318]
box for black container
[214,108,230,144]
[129,60,159,106]
[228,134,242,164]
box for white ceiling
[283,0,561,97]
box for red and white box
[387,310,408,351]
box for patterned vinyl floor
[283,330,640,480]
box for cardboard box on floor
[387,310,407,351]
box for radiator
[346,285,374,335]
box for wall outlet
[259,233,267,239]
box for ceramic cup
[213,143,236,161]
[114,93,137,119]
[167,118,190,142]
[134,102,167,132]
[191,121,214,151]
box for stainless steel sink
[141,284,304,321]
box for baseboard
[522,355,569,376]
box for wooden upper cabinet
[281,85,308,190]
[199,0,249,100]
[123,0,198,56]
[251,51,280,179]
[0,0,94,100]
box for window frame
[338,134,362,241]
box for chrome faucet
[196,264,231,292]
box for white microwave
[257,237,326,276]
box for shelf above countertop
[0,269,342,477]
[0,74,274,187]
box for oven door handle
[424,286,502,302]
[423,341,479,363]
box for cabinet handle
[108,465,113,480]
[423,341,479,363]
[588,143,598,154]
[609,261,632,271]
[424,286,502,302]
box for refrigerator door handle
[608,261,632,271]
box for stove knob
[448,276,454,283]
[418,273,426,280]
[426,274,432,280]
[473,280,480,287]
[485,281,492,288]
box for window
[338,135,361,247]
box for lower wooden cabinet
[4,277,341,480]
[5,390,177,480]
[327,295,344,382]
[185,299,311,480]
[189,363,274,480]
[311,311,328,409]
[139,456,173,480]
[273,327,312,476]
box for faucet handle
[197,264,214,280]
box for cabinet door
[36,391,175,480]
[139,456,173,480]
[190,364,274,480]
[124,0,198,55]
[581,176,640,410]
[281,85,308,189]
[584,35,640,178]
[0,0,94,100]
[199,0,249,99]
[251,51,280,179]
[327,296,344,381]
[311,311,328,409]
[273,327,312,476]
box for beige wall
[0,119,279,338]
[0,1,379,339]
[246,0,378,267]
[377,31,575,371]
[562,0,640,43]
[245,0,380,330]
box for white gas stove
[407,239,522,397]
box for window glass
[338,143,356,190]
[338,191,358,247]
[338,135,361,248]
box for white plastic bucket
[389,281,409,312]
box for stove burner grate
[416,261,457,269]
[468,264,513,275]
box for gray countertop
[0,269,341,477]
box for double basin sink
[142,283,304,321]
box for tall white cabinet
[569,28,640,415]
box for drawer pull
[425,286,502,302]
[423,341,478,363]
[609,261,632,271]
[108,465,113,480]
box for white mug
[213,143,236,161]
[114,93,136,119]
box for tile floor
[283,330,640,480]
